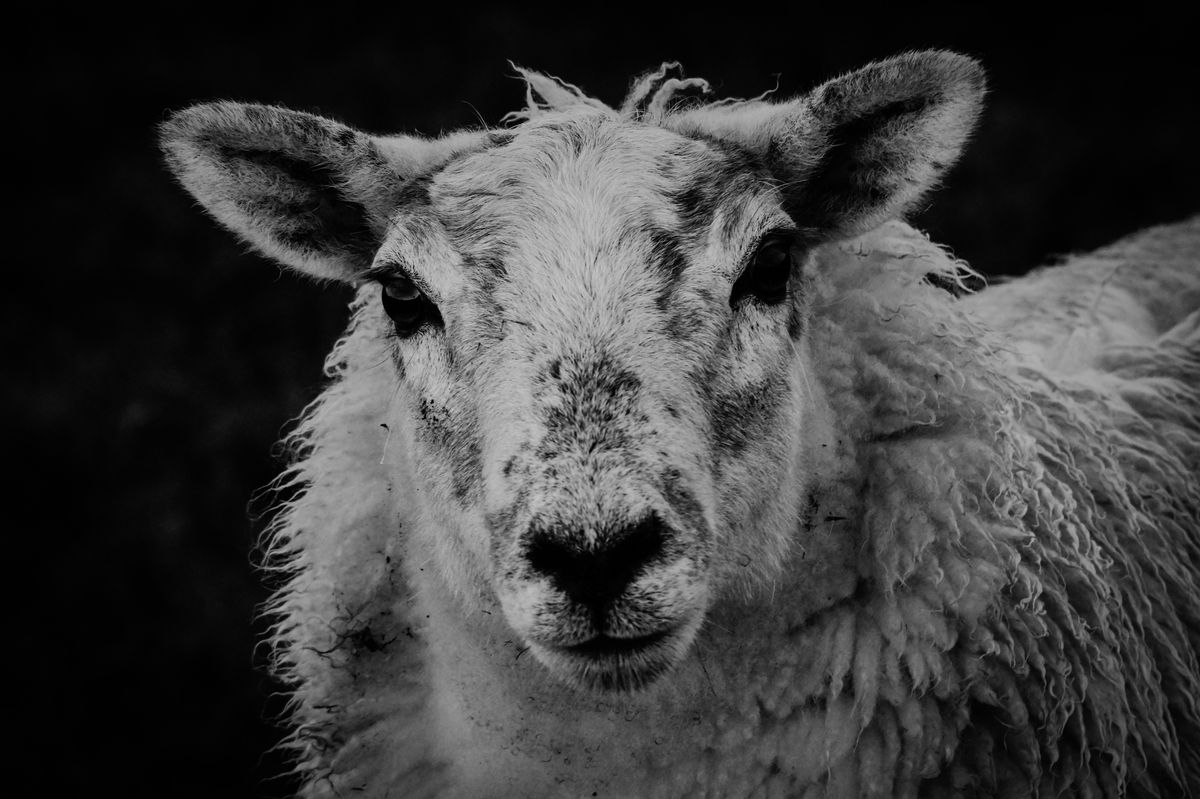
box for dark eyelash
[362,263,410,286]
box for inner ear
[228,147,377,264]
[161,102,452,283]
[788,94,944,233]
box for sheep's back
[961,216,1199,374]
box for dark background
[17,9,1197,797]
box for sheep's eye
[380,275,442,337]
[731,238,793,307]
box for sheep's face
[161,52,984,693]
[377,113,812,690]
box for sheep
[160,52,1200,798]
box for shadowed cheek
[411,394,485,503]
[708,373,789,457]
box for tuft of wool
[506,62,748,127]
[502,65,611,125]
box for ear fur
[160,102,481,282]
[669,51,986,241]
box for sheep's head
[163,52,984,692]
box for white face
[372,111,813,691]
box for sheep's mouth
[562,629,672,657]
[530,621,696,692]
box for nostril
[526,515,668,608]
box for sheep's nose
[526,516,668,608]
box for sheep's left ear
[670,51,985,241]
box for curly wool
[261,218,1200,797]
[805,222,1200,797]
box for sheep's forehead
[434,114,708,213]
[425,113,784,291]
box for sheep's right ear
[160,102,482,282]
[668,51,985,242]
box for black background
[17,8,1197,797]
